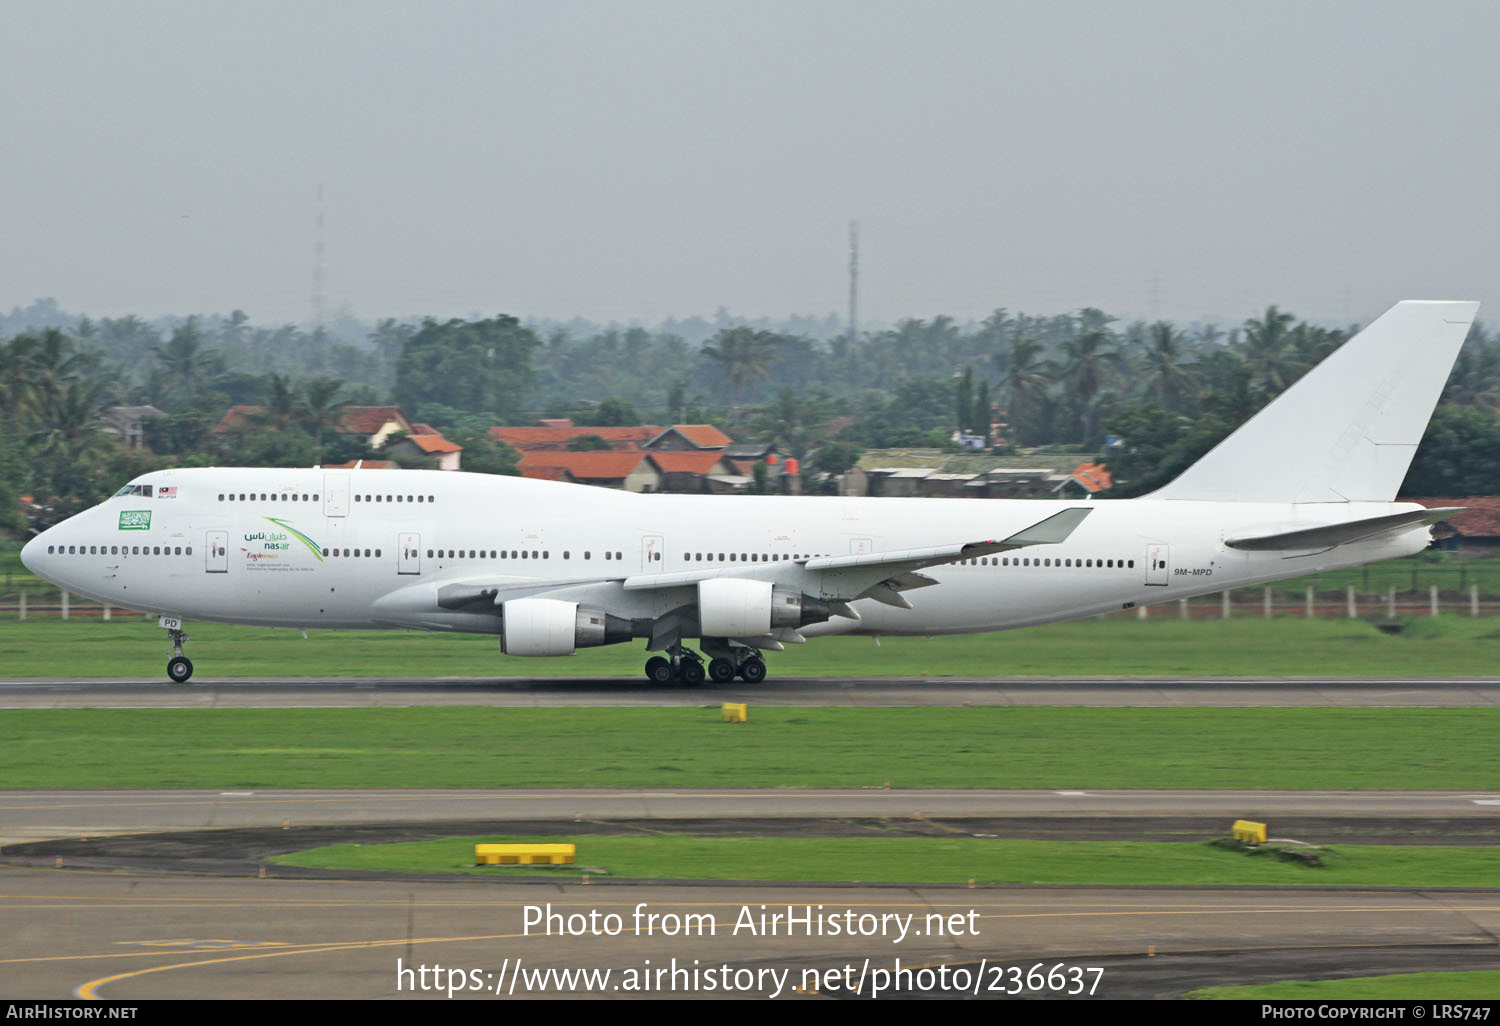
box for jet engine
[500,597,634,656]
[697,579,833,637]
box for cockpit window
[114,484,154,498]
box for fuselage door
[1145,543,1170,586]
[399,532,421,575]
[641,534,663,571]
[323,473,349,517]
[206,530,228,574]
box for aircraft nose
[20,532,43,575]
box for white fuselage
[21,466,1432,641]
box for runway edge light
[1232,820,1267,844]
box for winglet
[997,506,1093,548]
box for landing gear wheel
[707,657,736,683]
[645,656,673,685]
[738,657,767,683]
[678,659,706,686]
[167,656,194,683]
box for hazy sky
[3,0,1497,328]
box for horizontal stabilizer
[1224,507,1464,551]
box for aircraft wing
[1223,507,1463,552]
[622,505,1093,606]
[429,507,1092,614]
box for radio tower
[847,220,860,343]
[312,182,326,340]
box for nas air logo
[118,510,152,531]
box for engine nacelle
[698,579,834,637]
[501,598,634,656]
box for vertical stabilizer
[1151,300,1478,503]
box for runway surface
[4,788,1500,847]
[6,679,1499,1000]
[5,867,1500,1000]
[5,675,1500,707]
[2,786,1500,999]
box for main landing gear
[161,616,193,683]
[643,645,767,685]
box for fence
[3,585,1497,626]
[0,592,153,621]
[1126,584,1496,621]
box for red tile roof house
[321,460,398,470]
[1409,498,1500,555]
[488,423,733,454]
[383,428,464,471]
[517,451,662,492]
[644,425,733,451]
[213,405,415,449]
[648,451,744,493]
[489,425,661,452]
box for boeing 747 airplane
[20,300,1478,684]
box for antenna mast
[847,220,859,342]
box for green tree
[1061,329,1123,443]
[1237,305,1302,399]
[1400,405,1500,496]
[1000,336,1053,444]
[566,433,611,451]
[395,315,540,420]
[297,378,347,460]
[150,318,221,408]
[1137,322,1197,412]
[702,327,780,402]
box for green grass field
[3,614,1500,679]
[4,706,1499,789]
[269,834,1500,887]
[1187,972,1500,999]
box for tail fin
[1151,300,1479,503]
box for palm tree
[31,378,112,498]
[249,373,301,431]
[1000,336,1054,442]
[1237,305,1301,399]
[151,319,221,403]
[1061,330,1124,442]
[300,378,346,459]
[702,327,779,403]
[1137,322,1198,412]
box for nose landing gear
[160,616,193,683]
